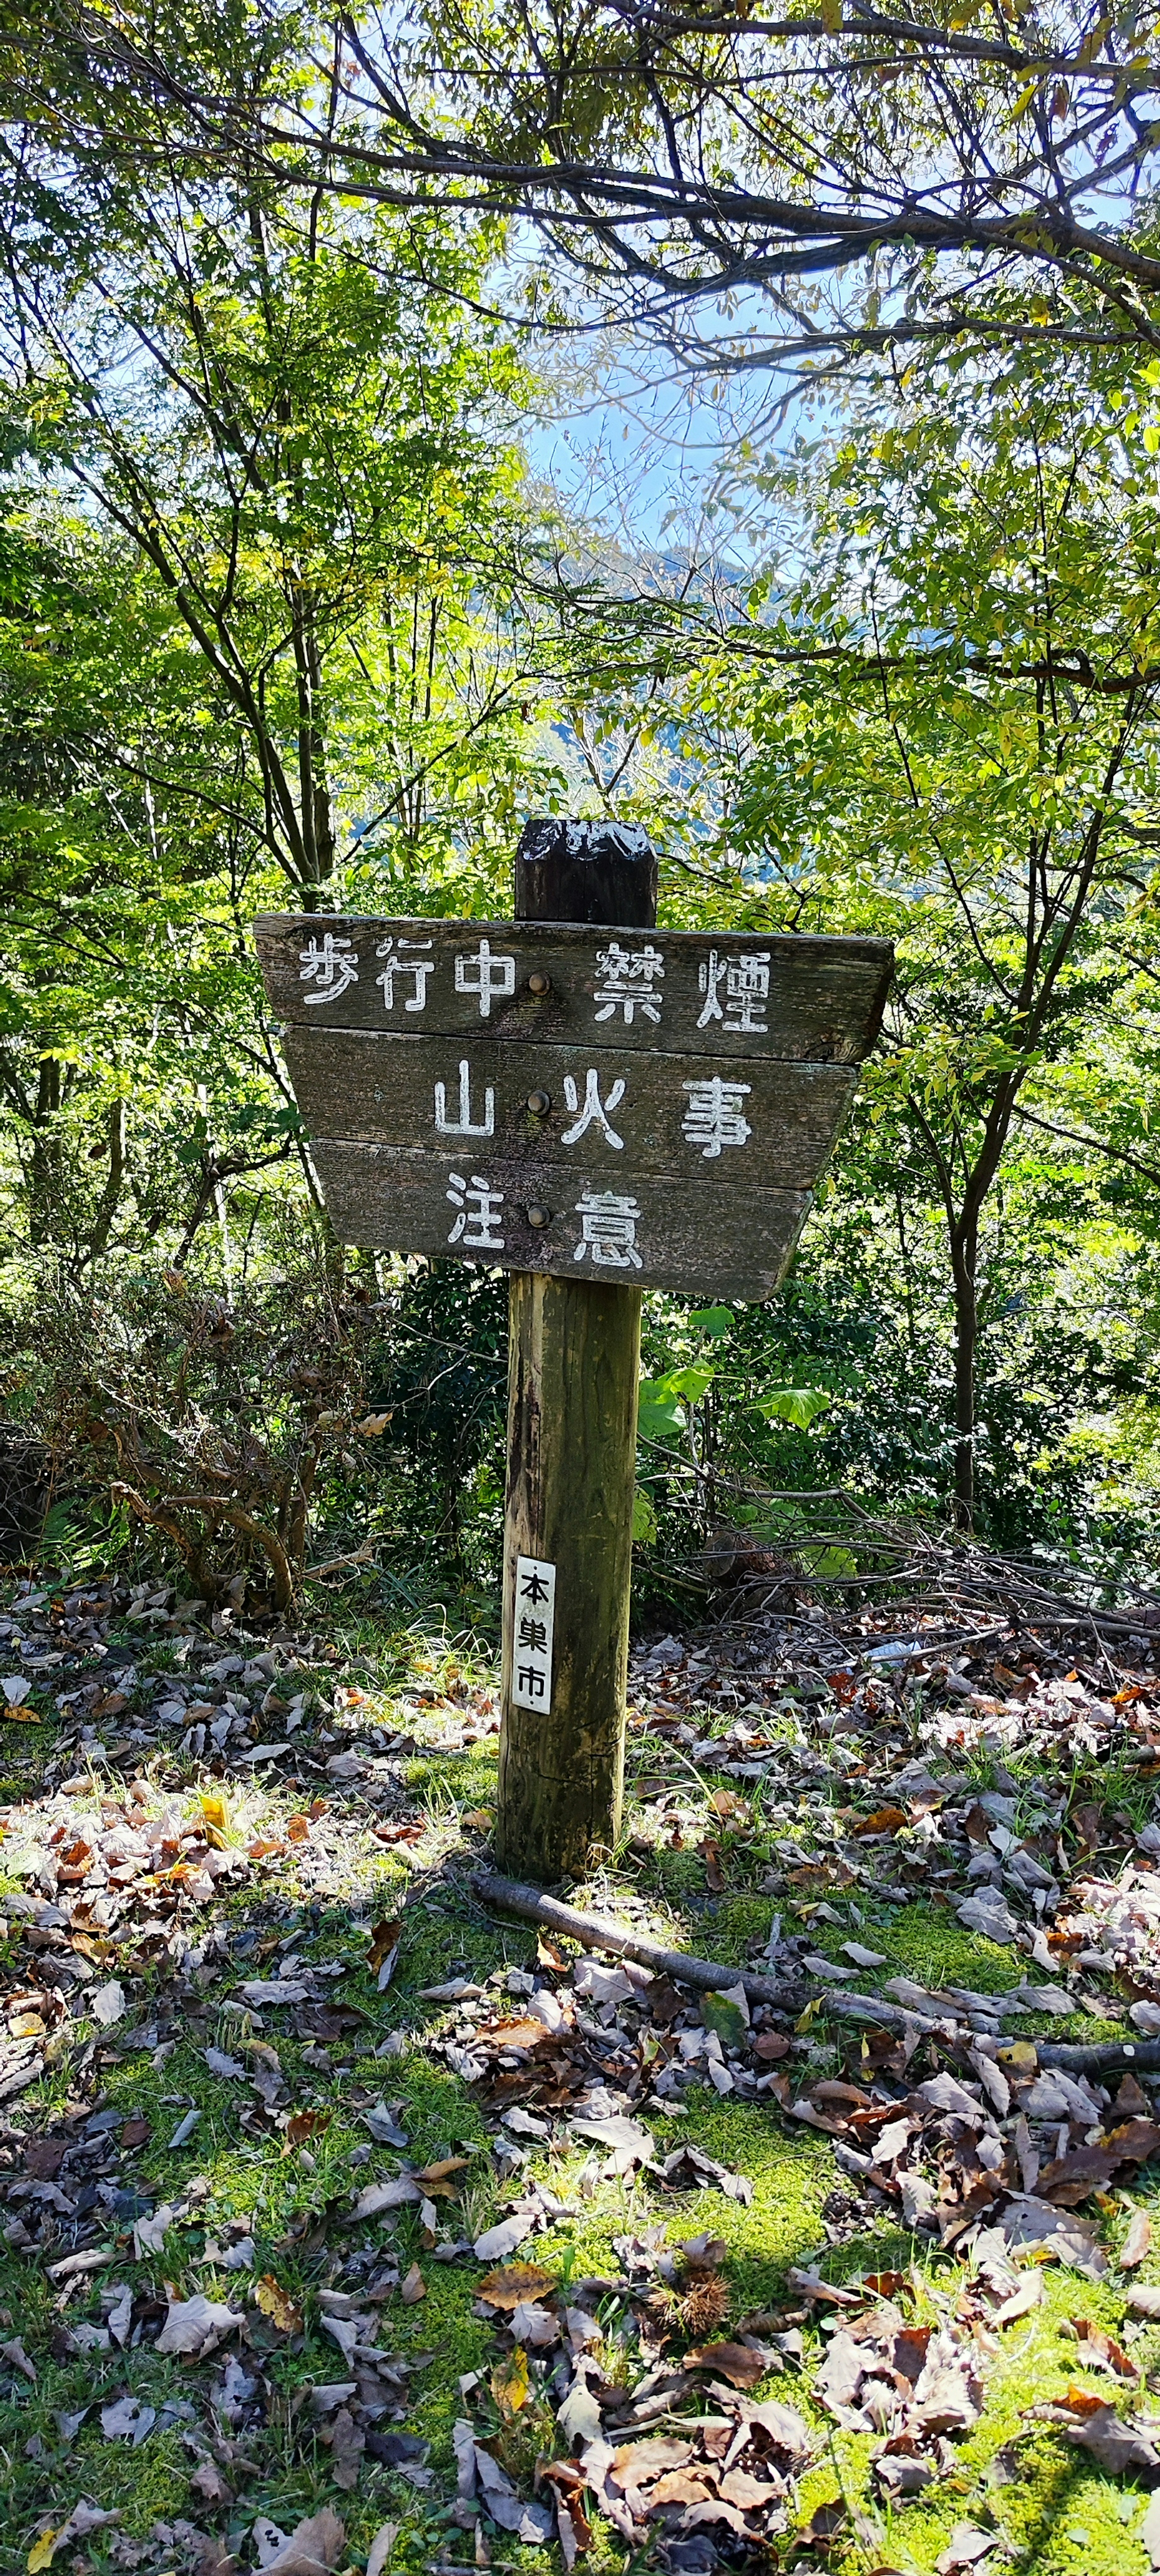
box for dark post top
[515,818,659,929]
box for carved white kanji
[376,936,435,1013]
[572,1187,643,1268]
[298,932,359,1004]
[697,948,772,1034]
[681,1077,753,1159]
[593,940,666,1024]
[560,1069,627,1149]
[454,938,516,1019]
[434,1059,495,1138]
[446,1172,505,1250]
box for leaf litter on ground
[7,1567,1160,2567]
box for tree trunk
[494,818,658,1883]
[951,1221,978,1532]
[28,1054,62,1248]
[88,1098,127,1264]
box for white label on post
[512,1556,556,1713]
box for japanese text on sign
[511,1556,556,1712]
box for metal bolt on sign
[255,819,893,1882]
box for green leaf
[688,1305,734,1339]
[637,1378,686,1439]
[632,1487,657,1543]
[666,1365,715,1403]
[753,1385,834,1429]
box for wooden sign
[256,913,892,1301]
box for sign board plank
[256,913,892,1064]
[282,1025,857,1187]
[256,907,893,1301]
[310,1139,812,1302]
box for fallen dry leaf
[254,2509,345,2576]
[699,1836,725,1892]
[476,2263,554,2310]
[684,2340,766,2389]
[156,2292,241,2358]
[1121,2209,1153,2271]
[1074,2318,1138,2380]
[285,2110,332,2151]
[491,2347,531,2415]
[254,2275,304,2335]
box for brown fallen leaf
[700,1837,725,1892]
[800,2499,846,2548]
[254,2508,345,2576]
[684,2340,766,2389]
[369,1918,403,1981]
[285,2110,332,2151]
[855,1807,907,1836]
[476,2264,554,2310]
[1048,2398,1160,2476]
[1104,2118,1160,2164]
[610,2437,694,2484]
[23,2139,65,2179]
[1121,2209,1152,2271]
[646,1978,683,2025]
[991,2274,1042,2327]
[1074,2318,1138,2380]
[647,2471,712,2507]
[1035,2145,1119,2204]
[476,2016,553,2052]
[286,1815,311,1843]
[254,2275,304,2335]
[536,1934,567,1971]
[156,2294,241,2358]
[190,2460,232,2507]
[399,2262,426,2304]
[329,2407,365,2493]
[414,2157,469,2192]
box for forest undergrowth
[1,1565,1160,2576]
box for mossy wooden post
[495,819,658,1882]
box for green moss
[850,1900,1029,1994]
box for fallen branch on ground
[471,1871,803,2010]
[472,1872,1160,2075]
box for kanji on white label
[511,1555,556,1712]
[434,1058,495,1137]
[572,1187,643,1268]
[298,932,359,1005]
[446,1171,505,1251]
[681,1076,753,1159]
[696,948,772,1034]
[560,1069,627,1149]
[454,938,516,1019]
[593,941,666,1024]
[376,936,435,1013]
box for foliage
[9,0,1160,394]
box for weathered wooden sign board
[255,913,892,1300]
[256,824,892,1886]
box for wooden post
[494,821,658,1882]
